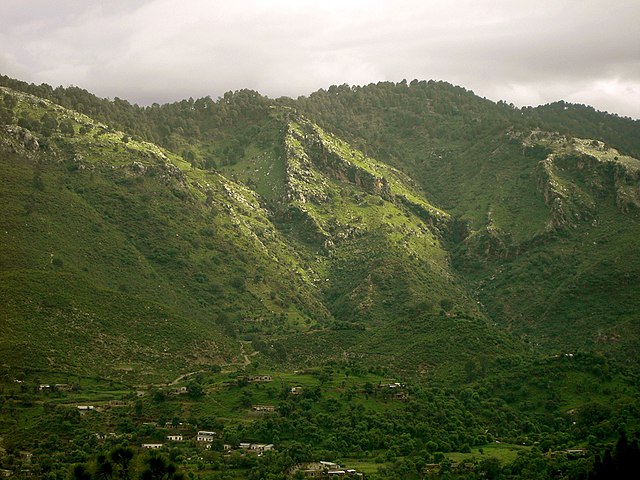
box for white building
[251,444,274,454]
[252,404,277,412]
[196,431,216,442]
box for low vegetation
[1,76,640,478]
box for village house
[327,470,346,477]
[248,375,272,383]
[231,443,276,454]
[376,381,409,400]
[167,435,183,441]
[565,449,587,457]
[382,382,406,389]
[296,461,363,478]
[326,463,363,477]
[250,444,274,454]
[142,444,163,449]
[196,431,216,442]
[548,448,587,458]
[252,404,277,412]
[290,386,303,395]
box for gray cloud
[1,0,639,118]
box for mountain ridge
[1,77,640,381]
[0,83,508,383]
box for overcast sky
[2,0,639,118]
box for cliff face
[284,116,402,204]
[536,155,596,229]
[522,134,640,231]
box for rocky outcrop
[536,155,596,230]
[284,119,393,202]
[616,184,640,213]
[280,116,452,250]
[0,124,40,155]
[526,133,640,223]
[304,132,393,199]
[283,124,330,204]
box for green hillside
[0,87,330,381]
[0,85,518,383]
[2,77,640,376]
[1,77,640,479]
[286,81,640,364]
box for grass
[218,142,287,202]
[447,443,530,464]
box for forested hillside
[1,75,639,479]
